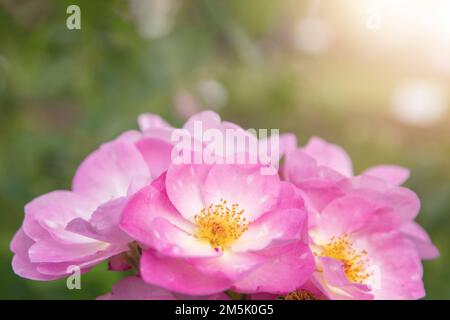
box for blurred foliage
[0,0,448,299]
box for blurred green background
[0,0,449,299]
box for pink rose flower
[10,136,152,280]
[307,193,426,299]
[283,137,439,299]
[120,161,314,295]
[9,112,176,279]
[284,136,439,260]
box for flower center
[194,199,250,251]
[283,289,317,300]
[318,234,370,284]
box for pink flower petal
[318,195,377,237]
[283,150,319,182]
[165,163,211,222]
[136,138,173,179]
[140,250,233,295]
[318,257,373,300]
[190,251,267,281]
[120,185,194,246]
[232,242,314,294]
[183,111,222,133]
[232,208,307,252]
[28,240,109,263]
[400,221,439,260]
[72,140,150,204]
[339,176,421,229]
[35,248,124,276]
[145,217,220,258]
[98,276,178,300]
[138,113,171,131]
[294,179,345,213]
[10,229,59,280]
[302,137,353,177]
[363,165,410,186]
[365,231,425,300]
[24,191,96,243]
[98,276,230,300]
[203,164,280,221]
[66,198,132,244]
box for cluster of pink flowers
[10,111,438,300]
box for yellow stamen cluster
[283,289,317,300]
[194,199,250,251]
[319,234,370,284]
